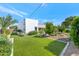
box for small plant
[28,31,37,35]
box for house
[17,18,45,34]
[38,23,45,30]
[0,18,45,34]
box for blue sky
[0,3,79,25]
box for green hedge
[70,16,79,48]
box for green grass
[13,35,66,56]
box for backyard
[0,4,79,56]
[13,35,66,56]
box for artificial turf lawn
[13,35,66,56]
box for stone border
[10,38,14,56]
[60,42,70,56]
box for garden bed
[0,42,11,56]
[0,35,12,56]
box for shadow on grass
[44,41,66,56]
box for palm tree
[0,15,16,38]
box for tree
[45,22,54,35]
[61,16,73,28]
[57,25,64,32]
[0,15,16,38]
[70,16,79,48]
[61,16,78,33]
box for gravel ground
[47,33,69,43]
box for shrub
[12,30,17,35]
[63,29,70,33]
[0,37,6,44]
[0,35,11,56]
[28,31,37,35]
[0,42,11,56]
[70,16,79,48]
[17,29,23,33]
[12,29,24,36]
[0,35,6,44]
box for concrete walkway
[64,41,79,56]
[47,34,79,56]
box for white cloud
[10,7,27,16]
[41,19,59,25]
[0,6,27,17]
[42,19,53,23]
[41,3,47,7]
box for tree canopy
[0,15,16,38]
[61,16,74,28]
[45,22,54,35]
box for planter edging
[10,38,14,56]
[60,42,70,56]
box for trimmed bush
[70,16,79,48]
[28,31,37,35]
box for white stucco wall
[25,18,38,34]
[17,18,38,34]
[18,19,25,32]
